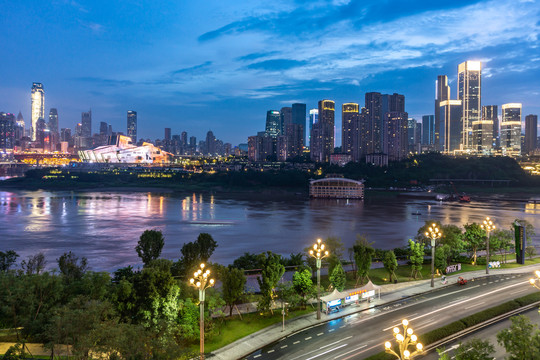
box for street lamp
[189,263,215,360]
[309,238,329,320]
[425,224,442,288]
[529,270,540,289]
[384,319,423,360]
[481,217,495,275]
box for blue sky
[1,0,539,146]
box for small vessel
[411,211,422,216]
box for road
[421,307,540,359]
[243,273,535,360]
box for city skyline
[1,0,540,145]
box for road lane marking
[340,325,346,328]
[281,345,288,349]
[305,344,348,360]
[289,337,352,360]
[334,344,367,358]
[329,329,335,332]
[293,341,300,345]
[305,337,312,340]
[465,301,485,310]
[254,355,261,358]
[267,350,274,353]
[340,343,382,360]
[317,332,324,336]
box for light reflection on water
[0,190,539,272]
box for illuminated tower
[308,109,318,147]
[342,103,359,159]
[500,103,521,157]
[127,110,137,143]
[440,100,463,153]
[435,76,450,151]
[525,114,538,155]
[31,83,45,141]
[279,107,291,135]
[458,61,481,151]
[422,115,435,145]
[48,108,58,134]
[482,105,498,148]
[265,110,280,137]
[310,100,335,162]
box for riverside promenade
[210,264,539,360]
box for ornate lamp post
[309,238,329,320]
[481,217,495,275]
[425,224,442,288]
[385,319,423,360]
[529,270,540,289]
[189,263,215,360]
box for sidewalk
[210,264,540,360]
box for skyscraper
[422,115,435,145]
[31,83,45,141]
[265,110,280,137]
[482,105,498,148]
[524,114,538,155]
[0,112,15,150]
[292,103,306,148]
[81,110,92,138]
[458,61,481,151]
[279,107,291,136]
[342,103,360,159]
[364,92,405,156]
[48,108,58,134]
[385,111,408,161]
[100,122,108,135]
[440,100,463,153]
[127,110,137,143]
[435,76,450,151]
[206,130,216,155]
[501,103,522,157]
[164,128,171,141]
[308,109,318,147]
[310,100,335,162]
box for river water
[0,190,539,272]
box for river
[0,190,538,272]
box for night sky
[1,0,539,146]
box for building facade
[127,110,137,143]
[440,100,463,153]
[482,105,498,149]
[500,103,522,157]
[310,100,335,163]
[422,115,435,145]
[265,110,280,137]
[458,61,481,152]
[0,112,15,150]
[525,114,538,155]
[435,76,450,151]
[342,103,360,160]
[31,83,45,141]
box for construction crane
[450,181,471,202]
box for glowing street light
[529,270,540,289]
[385,319,423,360]
[481,217,495,275]
[309,238,329,320]
[189,263,215,360]
[425,224,442,288]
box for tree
[0,250,19,272]
[292,269,313,308]
[175,233,218,277]
[20,252,46,275]
[352,234,375,285]
[135,229,165,266]
[454,338,495,360]
[324,237,344,275]
[462,223,486,265]
[497,315,540,359]
[232,252,260,270]
[408,239,424,279]
[57,251,88,281]
[196,233,218,262]
[440,224,465,262]
[435,245,451,275]
[383,250,398,283]
[256,252,285,313]
[221,266,246,317]
[491,229,513,263]
[526,245,537,260]
[329,262,346,291]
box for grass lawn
[192,308,314,353]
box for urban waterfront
[1,189,539,272]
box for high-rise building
[48,108,58,134]
[435,76,450,151]
[292,103,306,148]
[308,109,318,147]
[422,115,435,145]
[310,100,335,162]
[525,114,538,155]
[0,112,15,150]
[385,111,409,161]
[206,131,216,155]
[342,103,360,159]
[280,107,291,136]
[501,103,521,157]
[181,131,188,154]
[408,118,417,147]
[15,112,25,140]
[61,128,72,144]
[31,83,45,141]
[248,132,275,162]
[440,100,463,153]
[482,105,498,148]
[164,128,171,141]
[364,92,405,156]
[100,122,108,135]
[265,110,280,137]
[127,110,137,143]
[81,110,92,138]
[35,118,46,148]
[458,61,481,151]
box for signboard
[514,223,526,264]
[327,299,342,307]
[446,263,461,274]
[361,290,375,299]
[345,294,359,303]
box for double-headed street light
[425,224,441,288]
[385,319,423,360]
[309,238,329,320]
[481,217,495,275]
[189,263,215,360]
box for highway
[243,273,535,360]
